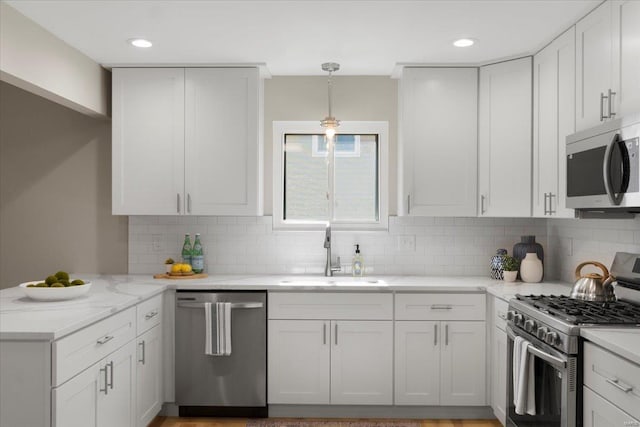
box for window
[273,121,388,230]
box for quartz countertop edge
[0,274,571,341]
[580,328,640,366]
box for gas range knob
[537,327,548,340]
[506,311,516,321]
[513,313,524,326]
[545,331,559,346]
[524,319,537,333]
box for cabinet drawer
[395,293,486,321]
[268,293,393,320]
[53,307,136,386]
[137,294,163,335]
[494,298,509,331]
[583,341,640,420]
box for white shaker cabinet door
[400,67,478,216]
[185,68,262,216]
[491,327,508,425]
[136,325,163,427]
[98,340,136,427]
[112,68,185,215]
[575,1,614,131]
[583,386,639,427]
[330,321,393,405]
[440,321,486,406]
[394,321,440,405]
[478,57,532,217]
[268,320,330,404]
[53,362,100,427]
[533,27,575,218]
[613,0,640,118]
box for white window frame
[273,121,389,231]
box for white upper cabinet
[576,0,640,131]
[478,57,533,217]
[112,68,185,215]
[399,67,478,216]
[533,27,576,218]
[112,67,263,216]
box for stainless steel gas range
[505,252,640,427]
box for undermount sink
[278,278,388,287]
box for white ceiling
[6,0,601,76]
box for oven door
[506,326,577,427]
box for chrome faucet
[324,224,341,277]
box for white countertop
[581,328,640,366]
[0,274,571,341]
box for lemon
[171,264,183,273]
[181,264,193,273]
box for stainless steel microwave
[566,114,640,211]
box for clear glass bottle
[181,234,192,266]
[352,244,364,277]
[192,233,204,274]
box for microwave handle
[603,133,630,206]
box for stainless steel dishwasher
[175,290,267,417]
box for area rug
[247,419,421,427]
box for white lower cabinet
[136,325,163,427]
[583,386,639,427]
[395,321,486,406]
[268,320,331,404]
[54,339,136,427]
[268,319,393,405]
[491,327,507,425]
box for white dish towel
[513,336,536,415]
[204,302,232,356]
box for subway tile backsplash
[128,216,548,277]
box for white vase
[520,252,543,283]
[503,270,518,283]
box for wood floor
[153,417,502,427]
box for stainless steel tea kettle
[570,261,616,302]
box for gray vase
[513,236,544,280]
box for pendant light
[320,62,340,138]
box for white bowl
[19,281,92,301]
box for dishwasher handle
[177,301,263,309]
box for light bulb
[129,38,153,48]
[325,127,336,138]
[453,38,474,48]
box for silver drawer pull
[145,310,158,320]
[96,335,114,345]
[431,305,453,310]
[606,377,633,393]
[99,365,108,395]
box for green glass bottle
[181,234,192,266]
[192,233,204,273]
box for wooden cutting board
[153,273,209,280]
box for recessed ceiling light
[128,38,153,48]
[453,38,475,48]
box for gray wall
[0,81,127,288]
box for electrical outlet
[397,235,416,252]
[152,234,163,252]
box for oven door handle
[507,328,567,369]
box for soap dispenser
[352,244,364,277]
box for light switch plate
[397,235,416,252]
[152,234,163,252]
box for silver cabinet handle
[177,193,181,214]
[187,193,192,214]
[606,377,633,393]
[407,195,411,215]
[97,335,114,345]
[335,323,338,345]
[480,195,486,214]
[608,89,616,118]
[548,193,556,215]
[431,305,453,310]
[600,92,606,121]
[543,192,548,215]
[323,323,327,345]
[107,361,114,390]
[145,310,158,320]
[138,340,146,365]
[434,323,438,346]
[445,324,449,346]
[99,365,108,395]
